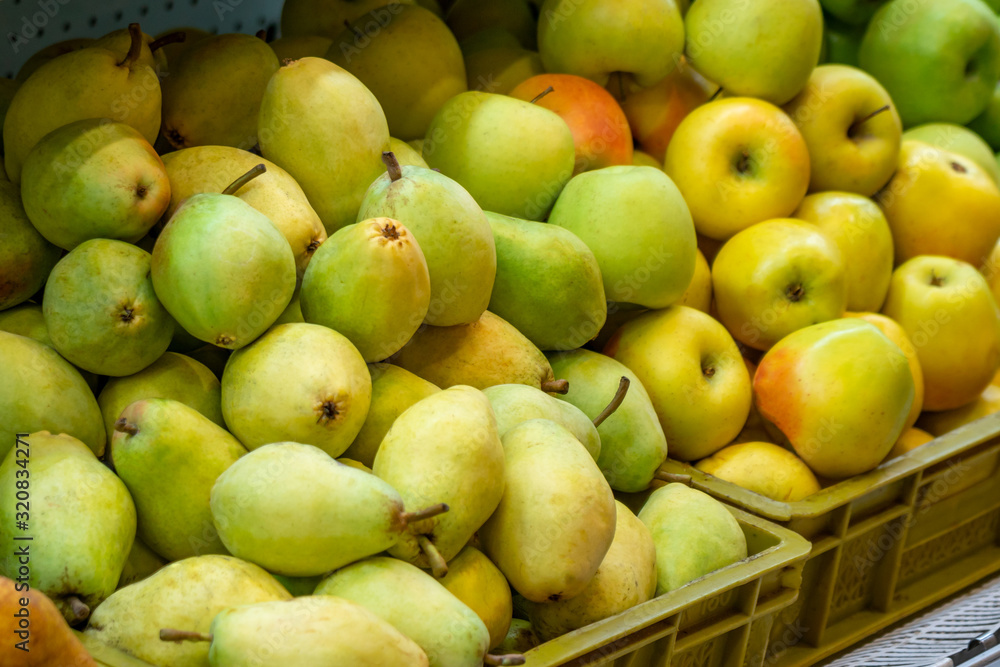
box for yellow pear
[695,441,821,501]
[439,546,513,649]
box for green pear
[548,166,697,308]
[111,398,247,561]
[90,26,163,72]
[268,35,333,61]
[393,310,568,392]
[0,332,105,460]
[151,165,297,349]
[98,351,224,443]
[447,0,537,49]
[486,210,607,350]
[258,57,390,234]
[14,38,93,83]
[357,156,496,327]
[315,557,495,667]
[221,323,372,456]
[300,218,431,362]
[117,538,168,589]
[482,383,601,461]
[374,386,505,573]
[272,294,304,325]
[42,239,174,377]
[0,304,50,345]
[903,122,1000,184]
[439,546,513,650]
[0,432,135,623]
[161,34,279,149]
[525,501,656,640]
[187,345,230,380]
[638,484,748,595]
[423,90,576,220]
[272,574,323,597]
[0,180,60,310]
[210,442,447,576]
[159,596,430,666]
[497,619,540,654]
[547,348,669,492]
[280,0,416,38]
[84,555,291,667]
[3,24,161,184]
[328,5,467,140]
[389,137,428,167]
[0,78,20,156]
[161,146,327,283]
[479,419,617,603]
[341,363,440,467]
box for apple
[885,427,935,460]
[695,441,821,502]
[712,219,847,351]
[821,0,888,25]
[792,192,894,312]
[783,65,902,197]
[984,237,1000,305]
[664,98,811,241]
[918,384,1000,436]
[677,249,712,313]
[903,123,1000,185]
[422,91,576,221]
[536,0,685,87]
[754,318,915,478]
[876,140,1000,267]
[968,82,1000,151]
[604,305,753,461]
[882,255,1000,411]
[684,0,823,105]
[509,74,633,173]
[858,0,1000,126]
[447,0,536,49]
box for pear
[548,348,669,492]
[151,165,297,349]
[272,294,304,325]
[161,34,279,149]
[390,136,429,167]
[0,332,105,460]
[0,576,97,666]
[328,5,467,140]
[341,363,440,467]
[300,218,431,362]
[486,210,607,350]
[4,24,161,184]
[374,386,505,573]
[525,501,657,640]
[0,304,50,345]
[42,239,174,377]
[0,432,136,624]
[258,57,390,234]
[154,27,210,68]
[269,35,333,61]
[187,344,230,380]
[497,619,540,654]
[117,538,168,589]
[111,398,247,561]
[0,180,60,310]
[98,351,224,443]
[221,323,372,456]
[15,38,93,82]
[160,146,327,282]
[358,154,496,326]
[479,419,617,603]
[448,0,537,48]
[280,0,416,38]
[210,442,449,576]
[159,596,429,666]
[482,383,601,461]
[0,77,20,156]
[393,310,569,393]
[90,26,164,72]
[638,484,748,595]
[84,555,291,667]
[440,546,513,650]
[462,35,546,95]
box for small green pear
[389,136,429,167]
[0,332,105,460]
[221,323,372,457]
[374,386,505,573]
[300,217,431,362]
[43,239,175,377]
[341,363,440,467]
[479,419,617,603]
[0,179,60,310]
[84,555,291,667]
[117,538,168,589]
[439,546,513,650]
[0,304,50,345]
[638,484,748,595]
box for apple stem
[382,152,403,181]
[148,31,185,52]
[484,654,526,666]
[593,376,630,428]
[114,418,139,436]
[401,503,449,525]
[160,629,213,643]
[541,379,569,394]
[255,29,267,41]
[118,23,144,68]
[418,536,449,578]
[529,86,555,104]
[848,104,890,137]
[222,164,266,196]
[709,86,723,102]
[66,596,90,623]
[654,471,692,486]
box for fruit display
[3,0,1000,665]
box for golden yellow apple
[885,427,934,460]
[695,441,821,501]
[677,249,712,313]
[918,384,1000,436]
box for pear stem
[119,23,144,68]
[222,164,266,195]
[160,629,213,643]
[66,596,90,623]
[484,654,526,666]
[593,376,630,428]
[114,418,139,436]
[709,86,723,102]
[654,471,692,486]
[255,29,267,41]
[849,105,890,137]
[382,152,403,182]
[418,536,449,579]
[529,86,555,104]
[541,379,569,395]
[401,503,449,526]
[148,31,185,52]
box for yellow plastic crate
[657,412,1000,667]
